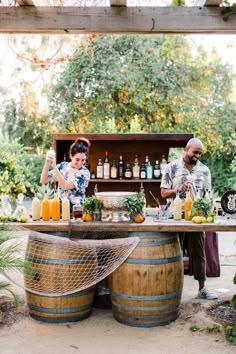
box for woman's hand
[46,150,56,166]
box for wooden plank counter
[15,217,236,233]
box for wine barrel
[109,232,183,327]
[24,233,97,323]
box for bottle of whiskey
[118,155,124,179]
[140,162,146,179]
[124,163,132,179]
[96,158,103,179]
[132,154,140,179]
[103,151,110,179]
[160,154,167,177]
[111,159,118,179]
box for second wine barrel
[109,232,183,327]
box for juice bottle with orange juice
[51,192,60,221]
[184,190,193,221]
[42,189,51,221]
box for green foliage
[0,141,34,198]
[1,82,51,154]
[123,193,145,219]
[224,324,236,345]
[0,225,32,309]
[206,323,222,334]
[24,155,45,195]
[190,198,213,218]
[46,34,236,195]
[82,196,103,214]
[1,34,236,196]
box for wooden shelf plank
[89,179,161,183]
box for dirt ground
[0,232,235,354]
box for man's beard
[189,157,198,165]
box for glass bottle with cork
[103,151,110,179]
[96,158,103,179]
[132,155,140,179]
[110,159,118,179]
[140,162,146,179]
[160,154,167,177]
[118,155,124,179]
[146,160,153,180]
[124,163,132,179]
[153,160,161,179]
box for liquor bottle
[96,158,103,179]
[90,171,96,179]
[146,161,153,180]
[51,192,60,221]
[42,189,51,221]
[132,155,140,179]
[174,190,182,221]
[153,160,161,179]
[144,155,149,167]
[32,191,41,221]
[103,151,110,179]
[124,163,132,179]
[160,154,167,177]
[140,162,146,179]
[118,155,124,179]
[110,159,118,179]
[184,190,193,221]
[62,193,70,221]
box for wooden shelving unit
[53,133,193,207]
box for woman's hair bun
[75,137,91,149]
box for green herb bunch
[189,197,214,218]
[123,193,145,219]
[83,196,103,214]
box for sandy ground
[0,232,235,354]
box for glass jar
[72,204,83,220]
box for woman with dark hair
[40,137,91,207]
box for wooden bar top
[13,217,236,233]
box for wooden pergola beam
[15,0,35,5]
[110,0,127,6]
[0,6,236,34]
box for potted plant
[123,193,145,223]
[82,196,103,222]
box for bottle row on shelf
[89,152,168,180]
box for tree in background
[1,34,235,195]
[48,34,236,195]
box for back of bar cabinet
[53,133,193,207]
